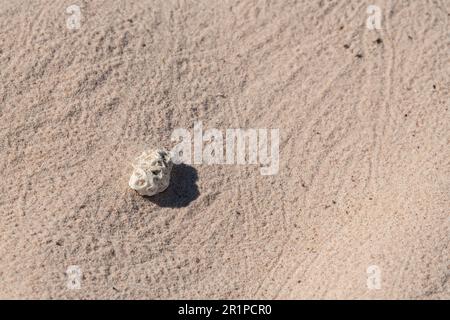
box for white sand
[0,0,448,299]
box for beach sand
[0,0,448,299]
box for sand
[0,0,448,299]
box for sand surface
[0,0,449,299]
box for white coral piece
[129,149,173,196]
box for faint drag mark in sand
[253,2,373,297]
[145,163,199,208]
[359,3,385,193]
[263,2,388,297]
[365,0,397,192]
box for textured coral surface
[129,149,173,196]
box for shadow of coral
[146,163,199,208]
